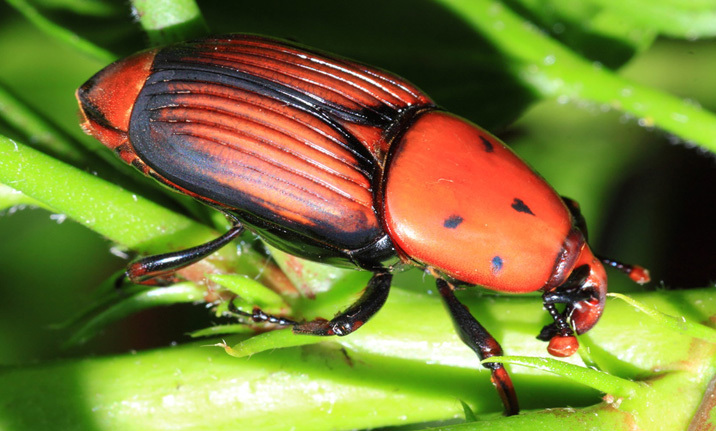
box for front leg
[537,264,592,357]
[436,278,519,416]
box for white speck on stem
[49,213,67,224]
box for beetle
[76,34,649,416]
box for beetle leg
[541,265,592,307]
[538,302,573,338]
[537,265,592,341]
[228,302,299,327]
[227,272,392,336]
[123,222,245,285]
[292,271,392,336]
[436,278,519,416]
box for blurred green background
[0,0,714,377]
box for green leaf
[509,0,657,67]
[1,288,715,430]
[0,182,43,211]
[609,292,716,344]
[222,328,324,358]
[188,324,255,338]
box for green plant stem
[587,0,716,38]
[0,182,44,211]
[131,0,208,46]
[5,0,116,63]
[0,135,212,252]
[0,288,714,430]
[435,0,716,152]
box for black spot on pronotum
[491,256,503,273]
[480,136,494,153]
[511,198,535,215]
[443,215,464,229]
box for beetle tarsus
[227,301,298,327]
[490,365,520,416]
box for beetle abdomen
[127,35,432,255]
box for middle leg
[230,271,393,337]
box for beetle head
[76,50,157,151]
[539,239,608,357]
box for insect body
[77,34,649,415]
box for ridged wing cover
[128,35,432,261]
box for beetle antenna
[598,256,650,285]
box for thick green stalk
[435,0,716,152]
[0,288,714,430]
[0,136,212,253]
[0,136,240,284]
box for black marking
[480,136,494,153]
[491,256,503,273]
[511,198,535,215]
[443,215,464,229]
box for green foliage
[0,0,715,430]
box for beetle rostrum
[77,34,650,416]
